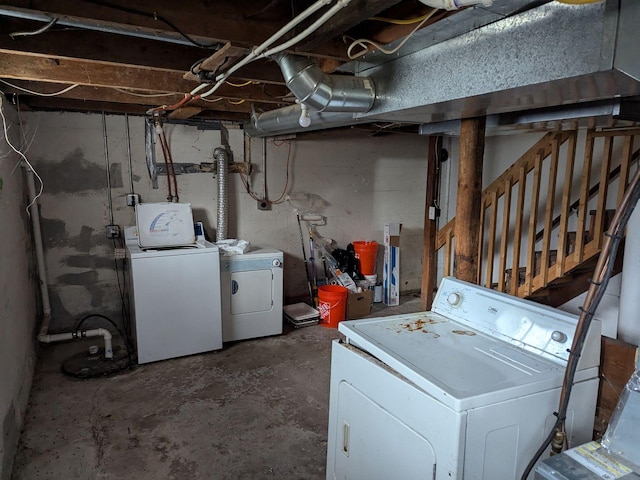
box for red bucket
[353,241,378,275]
[317,285,348,328]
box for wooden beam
[0,22,286,85]
[454,116,486,283]
[19,97,249,121]
[420,135,439,310]
[0,49,289,104]
[3,1,349,61]
[0,81,271,113]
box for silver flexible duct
[275,53,375,112]
[214,147,228,241]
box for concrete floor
[12,295,422,480]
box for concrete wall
[0,100,37,480]
[23,112,429,332]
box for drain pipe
[214,147,229,241]
[24,166,114,358]
[24,166,51,333]
[38,328,113,359]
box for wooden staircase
[436,128,637,307]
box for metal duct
[244,104,363,137]
[245,1,640,137]
[358,0,640,124]
[275,53,375,113]
[214,147,228,242]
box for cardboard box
[383,246,400,306]
[346,290,374,319]
[384,223,402,247]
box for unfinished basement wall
[0,101,37,480]
[22,111,428,332]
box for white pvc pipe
[25,166,51,335]
[37,328,113,359]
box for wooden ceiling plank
[20,96,250,121]
[0,20,287,85]
[0,49,289,104]
[3,1,348,61]
[168,107,204,120]
[199,42,247,73]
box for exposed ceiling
[0,0,451,126]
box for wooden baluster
[593,136,613,249]
[575,130,595,264]
[540,132,560,287]
[498,179,512,292]
[477,198,486,285]
[485,191,498,288]
[511,166,527,296]
[557,131,577,277]
[444,230,452,277]
[617,135,634,208]
[525,152,543,296]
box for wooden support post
[454,117,486,283]
[420,136,440,310]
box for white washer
[125,234,222,364]
[326,277,601,480]
[220,246,283,342]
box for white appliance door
[327,341,466,480]
[334,382,436,480]
[230,269,272,315]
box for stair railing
[436,127,638,299]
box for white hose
[199,0,345,100]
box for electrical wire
[239,139,291,204]
[160,129,179,201]
[80,0,220,49]
[0,79,80,97]
[347,9,437,60]
[227,99,246,105]
[0,95,44,215]
[520,164,640,479]
[111,87,176,98]
[370,12,435,25]
[148,0,344,114]
[10,18,58,38]
[226,80,255,88]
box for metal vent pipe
[275,53,376,113]
[214,147,228,241]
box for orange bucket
[317,285,348,328]
[353,241,378,275]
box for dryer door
[333,381,436,480]
[230,269,273,315]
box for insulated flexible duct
[214,147,228,241]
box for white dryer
[326,277,601,480]
[220,246,283,342]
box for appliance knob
[447,292,462,307]
[272,259,282,267]
[551,331,567,343]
